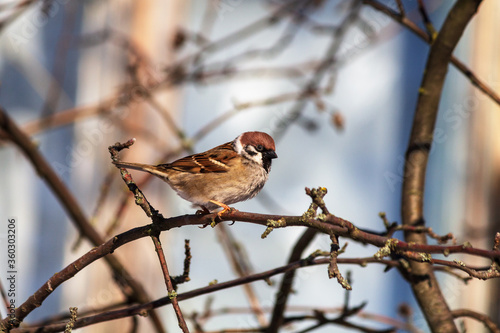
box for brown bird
[113,131,277,213]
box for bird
[113,131,277,214]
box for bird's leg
[208,200,234,227]
[209,200,232,216]
[199,201,234,228]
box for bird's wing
[158,142,236,173]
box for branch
[5,137,499,331]
[15,255,401,333]
[400,1,483,332]
[109,140,189,331]
[6,201,498,332]
[267,187,327,332]
[451,309,500,333]
[215,223,268,327]
[363,0,500,107]
[273,0,362,141]
[0,108,165,332]
[150,234,189,332]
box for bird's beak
[265,150,278,159]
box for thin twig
[394,0,405,15]
[151,234,190,332]
[363,0,500,106]
[215,224,268,327]
[416,0,437,40]
[7,202,499,332]
[110,139,189,331]
[14,255,398,333]
[0,109,165,333]
[273,0,362,141]
[451,309,500,333]
[328,233,351,290]
[267,186,328,332]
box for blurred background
[0,0,499,332]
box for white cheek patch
[251,155,263,165]
[245,147,263,164]
[233,134,244,154]
[234,134,264,166]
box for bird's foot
[210,200,235,227]
[196,206,211,215]
[199,201,236,228]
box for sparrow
[113,131,277,214]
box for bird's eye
[256,144,264,152]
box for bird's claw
[199,214,221,229]
[199,201,236,228]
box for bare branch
[0,109,165,332]
[451,309,500,333]
[400,1,483,332]
[364,0,500,107]
[150,235,190,332]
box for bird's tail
[113,161,153,173]
[113,161,169,181]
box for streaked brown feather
[158,142,236,174]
